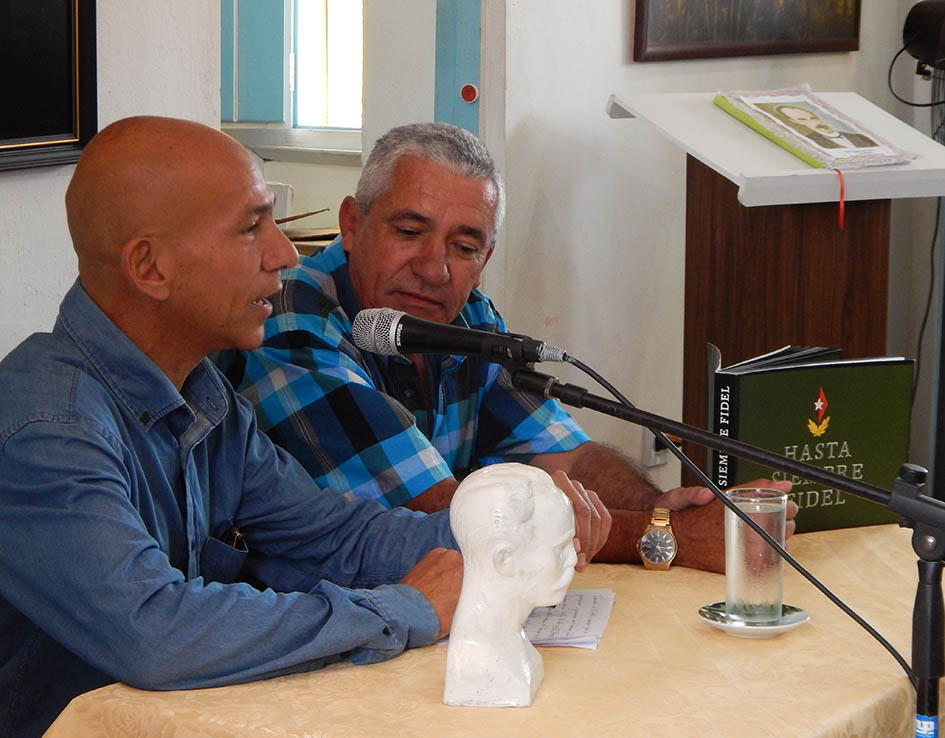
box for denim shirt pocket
[199,535,248,584]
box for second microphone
[352,307,567,365]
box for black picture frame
[0,1,98,171]
[633,0,861,63]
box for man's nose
[263,225,300,272]
[410,240,450,285]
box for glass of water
[724,488,787,626]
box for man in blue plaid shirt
[220,123,794,573]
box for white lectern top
[608,92,945,207]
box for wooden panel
[285,227,340,257]
[681,155,890,484]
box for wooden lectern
[608,92,945,483]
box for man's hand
[654,485,716,511]
[666,478,797,573]
[656,479,797,536]
[400,548,463,639]
[551,470,612,572]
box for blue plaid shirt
[222,238,589,508]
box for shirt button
[404,389,414,398]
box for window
[295,0,362,130]
[220,0,362,165]
[221,0,482,162]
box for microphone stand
[510,366,945,733]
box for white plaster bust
[443,462,577,707]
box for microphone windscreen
[352,308,401,355]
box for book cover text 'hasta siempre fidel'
[709,345,912,533]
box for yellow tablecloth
[45,524,923,737]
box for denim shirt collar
[55,280,228,432]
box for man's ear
[122,236,170,300]
[338,196,361,254]
[493,544,517,578]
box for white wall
[493,0,929,489]
[0,1,220,359]
[362,0,437,156]
[263,160,362,228]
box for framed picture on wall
[0,1,97,171]
[633,0,861,62]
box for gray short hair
[355,122,505,242]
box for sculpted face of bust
[444,463,577,707]
[449,463,577,606]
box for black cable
[562,353,916,684]
[933,114,945,141]
[888,43,945,108]
[913,198,942,404]
[915,65,945,404]
[932,67,945,139]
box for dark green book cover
[708,344,913,533]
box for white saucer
[697,602,810,639]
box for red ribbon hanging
[833,168,845,230]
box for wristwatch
[637,507,677,570]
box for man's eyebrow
[250,195,276,217]
[388,209,488,246]
[387,209,432,226]
[453,224,488,246]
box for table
[45,525,923,737]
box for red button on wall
[460,84,479,103]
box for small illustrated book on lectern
[708,344,913,533]
[713,83,916,169]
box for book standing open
[708,344,913,533]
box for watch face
[640,529,676,564]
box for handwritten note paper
[524,589,615,649]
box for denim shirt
[0,281,454,738]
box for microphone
[352,308,567,364]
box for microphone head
[352,307,404,356]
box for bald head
[66,116,255,293]
[62,116,297,388]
